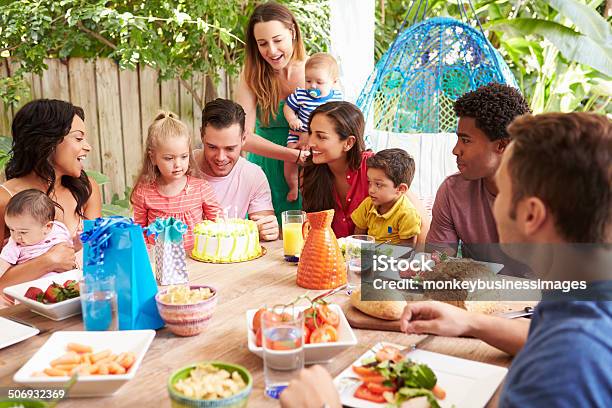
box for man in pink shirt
[193,98,278,241]
[426,83,531,271]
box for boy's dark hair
[507,112,611,243]
[366,149,415,187]
[5,189,56,224]
[454,83,531,141]
[201,98,246,135]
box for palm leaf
[547,0,612,46]
[486,18,612,76]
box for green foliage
[375,0,612,114]
[85,171,131,216]
[0,135,11,172]
[0,0,329,106]
[85,169,110,186]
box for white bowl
[3,269,82,321]
[246,303,357,364]
[13,330,155,397]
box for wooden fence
[0,58,234,201]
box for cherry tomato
[255,328,263,347]
[309,324,338,343]
[359,375,386,384]
[252,308,266,333]
[279,312,294,322]
[304,307,320,331]
[375,346,403,363]
[354,384,386,403]
[366,382,396,395]
[303,325,311,344]
[352,365,376,377]
[265,337,303,350]
[316,304,339,327]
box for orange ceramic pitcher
[296,209,347,289]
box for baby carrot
[44,367,68,377]
[118,352,136,370]
[109,361,126,375]
[432,384,446,400]
[91,350,111,363]
[81,353,93,365]
[51,352,80,366]
[53,364,78,372]
[67,343,93,354]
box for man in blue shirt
[400,112,612,407]
[279,112,611,408]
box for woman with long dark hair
[0,99,102,289]
[301,101,430,241]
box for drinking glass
[345,235,375,288]
[282,210,306,262]
[262,306,304,399]
[80,275,118,331]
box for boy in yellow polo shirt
[351,149,421,245]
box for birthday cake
[191,219,262,263]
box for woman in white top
[0,99,102,292]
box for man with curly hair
[426,83,531,267]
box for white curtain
[369,130,458,203]
[329,0,375,103]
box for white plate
[3,269,82,321]
[246,303,358,364]
[0,317,39,350]
[14,330,155,397]
[334,341,508,408]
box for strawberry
[63,280,79,292]
[24,287,43,302]
[43,283,65,304]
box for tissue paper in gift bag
[148,217,189,285]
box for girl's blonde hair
[131,111,196,195]
[244,2,306,127]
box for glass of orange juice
[282,210,306,262]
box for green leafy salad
[351,346,446,407]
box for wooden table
[0,240,527,407]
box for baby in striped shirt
[130,111,221,250]
[283,53,343,202]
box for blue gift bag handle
[81,216,135,267]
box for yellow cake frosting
[191,219,262,263]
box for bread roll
[349,289,407,320]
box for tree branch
[0,43,20,54]
[76,21,117,50]
[179,77,203,110]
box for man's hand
[400,301,474,337]
[250,214,279,241]
[280,365,341,408]
[289,118,304,131]
[44,243,77,272]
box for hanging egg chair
[358,2,519,201]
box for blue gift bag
[81,216,164,330]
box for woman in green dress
[235,2,309,224]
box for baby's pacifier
[307,88,322,98]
